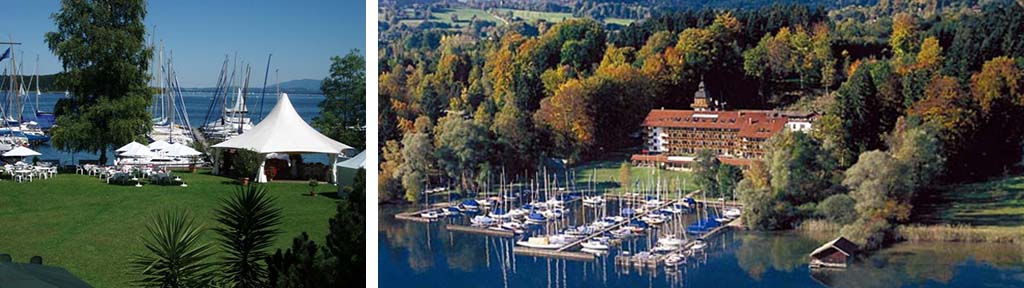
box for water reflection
[828,241,1024,287]
[379,204,1024,287]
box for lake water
[2,91,325,165]
[378,203,1024,288]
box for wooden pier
[514,247,596,261]
[614,216,738,269]
[512,198,680,260]
[445,224,515,237]
[397,190,746,264]
[557,199,678,252]
[393,200,460,223]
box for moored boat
[516,236,562,249]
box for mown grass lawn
[573,159,698,197]
[914,175,1024,227]
[0,171,339,287]
[429,7,502,25]
[493,8,636,25]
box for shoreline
[797,219,1024,244]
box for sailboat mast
[168,53,176,143]
[157,40,164,121]
[240,65,251,134]
[12,47,20,124]
[33,54,39,113]
[225,53,235,123]
[258,53,271,123]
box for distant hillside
[275,79,322,92]
[179,78,324,94]
[1,74,65,92]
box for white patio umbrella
[165,143,203,157]
[2,146,42,157]
[148,140,171,151]
[116,141,147,153]
[119,145,155,158]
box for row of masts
[0,41,42,125]
[0,40,53,147]
[147,31,195,145]
[198,51,277,143]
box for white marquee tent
[213,93,354,183]
[334,150,365,189]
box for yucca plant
[130,210,215,287]
[214,183,283,287]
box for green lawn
[603,17,637,26]
[573,160,698,197]
[493,8,635,25]
[494,8,573,23]
[394,8,502,28]
[430,7,502,25]
[914,175,1024,227]
[0,171,340,287]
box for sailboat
[582,169,605,206]
[0,44,30,146]
[201,55,255,142]
[581,239,610,250]
[30,54,55,133]
[516,236,562,249]
[147,41,195,145]
[686,188,722,235]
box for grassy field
[430,7,502,25]
[394,7,635,28]
[494,8,573,23]
[493,8,635,25]
[0,171,340,287]
[573,160,698,196]
[913,175,1024,227]
[397,7,503,28]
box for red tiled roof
[642,109,789,139]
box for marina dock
[397,189,746,264]
[514,247,596,261]
[394,200,460,223]
[615,214,739,269]
[512,199,680,260]
[445,224,515,237]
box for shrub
[817,194,857,225]
[897,224,1023,243]
[130,210,214,287]
[232,149,263,179]
[798,219,843,232]
[841,218,894,251]
[213,184,282,287]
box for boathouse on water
[809,237,859,269]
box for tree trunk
[99,149,107,165]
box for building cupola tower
[691,80,711,111]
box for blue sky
[2,0,365,87]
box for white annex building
[213,93,355,183]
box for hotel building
[631,81,816,169]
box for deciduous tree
[47,0,153,164]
